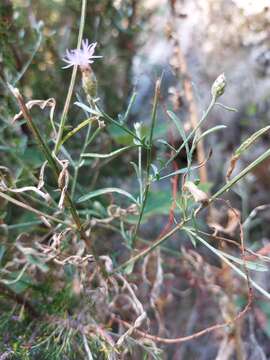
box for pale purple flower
[62,39,102,70]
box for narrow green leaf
[130,161,140,180]
[197,125,226,142]
[27,254,49,273]
[215,103,238,112]
[123,91,137,122]
[157,139,177,152]
[82,145,137,158]
[77,187,138,204]
[217,249,268,272]
[123,261,135,275]
[167,111,190,159]
[74,101,99,115]
[183,227,270,300]
[187,232,197,247]
[60,117,95,146]
[235,126,270,157]
[155,165,198,181]
[212,147,270,200]
[0,245,6,265]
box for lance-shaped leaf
[77,187,138,204]
[227,126,270,179]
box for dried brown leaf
[184,181,209,204]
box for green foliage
[1,1,270,359]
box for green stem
[71,121,95,199]
[160,96,215,173]
[97,108,144,146]
[138,145,143,203]
[131,80,160,245]
[54,0,87,154]
[113,218,188,273]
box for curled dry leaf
[226,154,239,181]
[54,157,69,210]
[39,215,51,228]
[116,312,147,348]
[38,161,48,190]
[184,181,209,204]
[0,179,51,202]
[117,274,144,315]
[142,249,163,308]
[13,98,56,120]
[13,98,57,135]
[99,255,113,273]
[208,207,240,237]
[142,249,164,335]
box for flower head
[62,39,102,70]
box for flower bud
[82,68,97,100]
[211,73,226,100]
[134,122,142,138]
[134,122,142,145]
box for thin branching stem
[113,218,188,273]
[131,79,161,245]
[97,108,144,145]
[115,144,270,290]
[160,96,216,174]
[54,0,87,153]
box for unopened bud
[134,122,142,137]
[134,122,142,145]
[98,119,105,129]
[82,68,97,100]
[211,73,226,100]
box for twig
[111,295,251,344]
